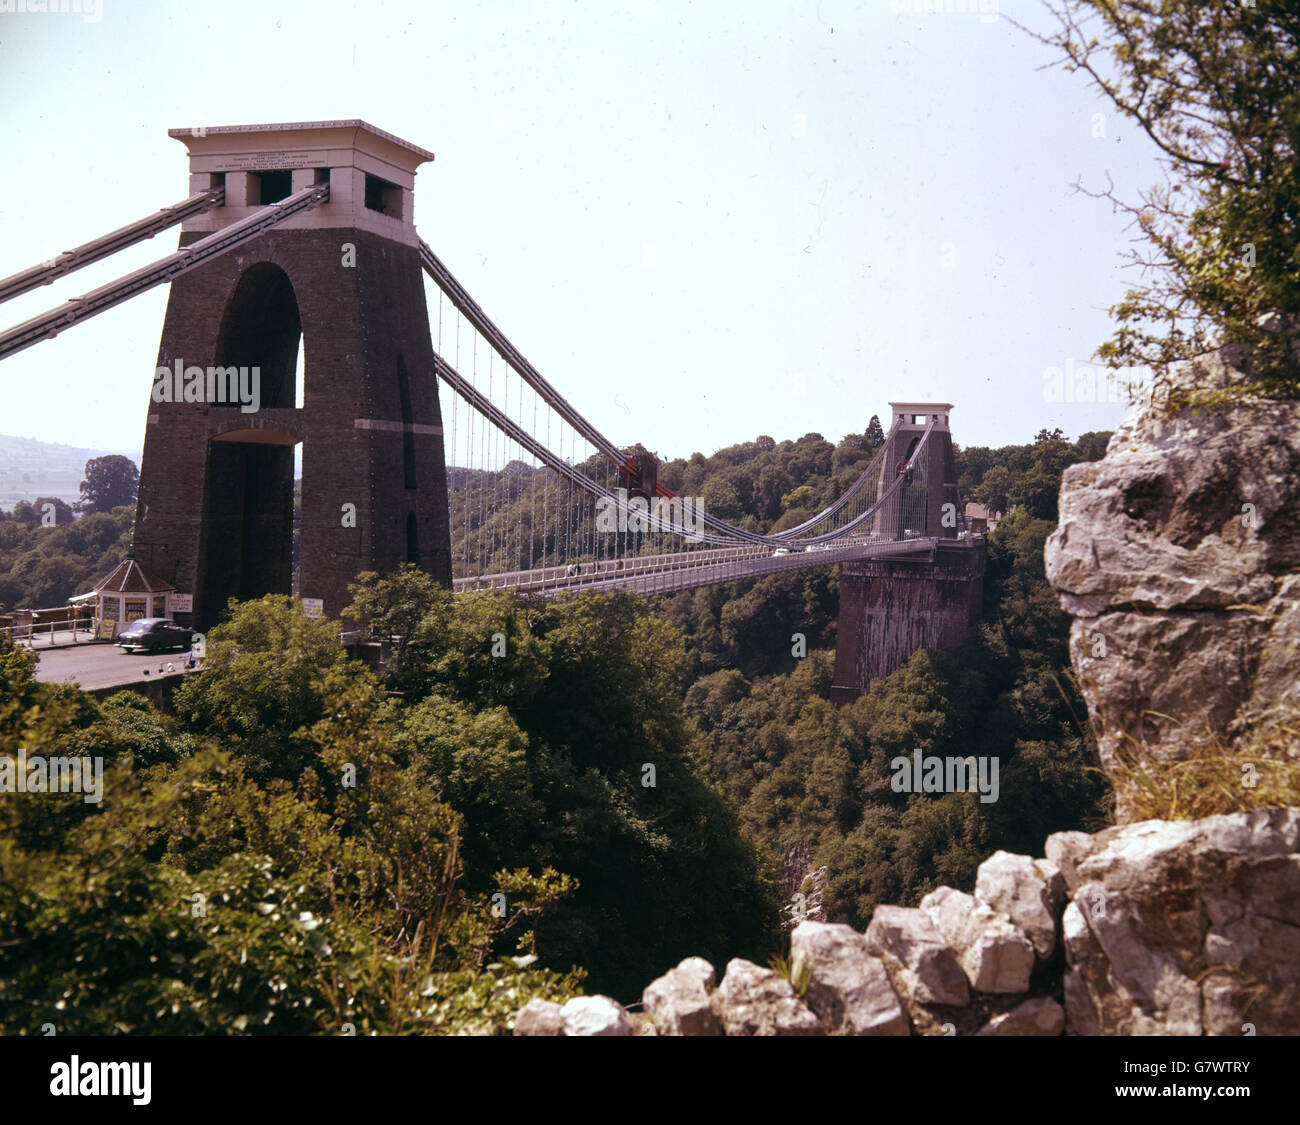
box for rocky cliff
[1044,343,1299,821]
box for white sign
[301,598,324,619]
[171,594,193,613]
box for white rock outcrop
[517,814,1298,1036]
[513,997,566,1036]
[974,850,1062,961]
[1052,808,1300,1036]
[711,958,822,1036]
[561,995,631,1037]
[864,906,970,1007]
[1044,343,1300,819]
[920,886,1036,994]
[641,956,722,1036]
[791,921,910,1035]
[976,996,1065,1036]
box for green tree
[31,497,74,526]
[76,455,139,515]
[349,579,778,998]
[394,693,542,883]
[171,595,367,783]
[974,465,1012,514]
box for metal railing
[2,615,99,647]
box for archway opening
[197,263,302,627]
[898,436,926,538]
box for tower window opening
[253,170,292,204]
[364,173,402,216]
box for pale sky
[0,0,1160,462]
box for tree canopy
[76,454,139,515]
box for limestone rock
[920,886,1035,994]
[1045,831,1095,893]
[1043,343,1300,818]
[864,905,969,1007]
[1062,898,1155,1035]
[641,956,721,1036]
[975,850,1061,960]
[711,958,822,1036]
[976,996,1065,1036]
[790,921,910,1035]
[513,998,565,1036]
[1060,809,1300,1035]
[561,995,631,1037]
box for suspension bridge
[0,120,984,699]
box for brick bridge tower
[831,403,986,703]
[133,121,452,630]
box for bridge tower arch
[133,121,452,630]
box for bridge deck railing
[450,531,951,598]
[2,614,99,647]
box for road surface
[32,642,201,692]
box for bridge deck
[455,535,981,598]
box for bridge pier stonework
[831,403,986,703]
[133,121,452,630]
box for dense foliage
[0,503,132,611]
[0,603,590,1034]
[0,579,778,1029]
[0,456,136,612]
[1,418,1118,1031]
[343,577,779,997]
[677,430,1115,924]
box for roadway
[31,641,201,692]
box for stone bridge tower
[832,403,986,703]
[133,121,452,630]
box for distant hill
[0,434,139,512]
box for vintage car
[116,617,196,654]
